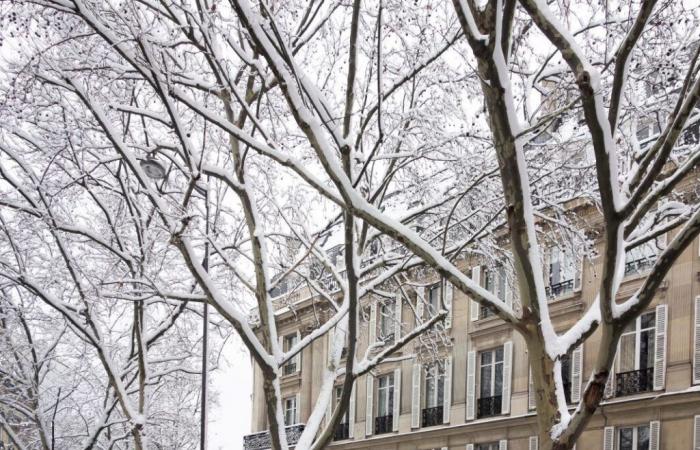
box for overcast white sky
[208,335,252,450]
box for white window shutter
[444,281,453,329]
[574,258,583,291]
[654,304,667,391]
[416,287,425,323]
[443,356,453,424]
[327,327,335,366]
[466,445,474,450]
[571,345,583,403]
[694,296,700,385]
[528,365,536,410]
[295,392,301,423]
[470,266,481,321]
[348,385,356,438]
[603,426,615,450]
[649,420,660,450]
[392,368,401,431]
[499,439,508,450]
[369,302,377,345]
[693,415,700,450]
[365,374,374,436]
[502,341,513,414]
[395,292,403,339]
[295,331,302,373]
[529,436,538,450]
[466,350,476,420]
[411,362,421,428]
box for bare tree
[1,0,699,449]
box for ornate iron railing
[333,422,349,441]
[421,405,443,427]
[624,257,656,276]
[243,424,305,450]
[477,395,502,418]
[615,367,654,397]
[546,279,574,298]
[374,414,393,434]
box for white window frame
[479,347,504,398]
[377,373,395,418]
[424,363,445,408]
[378,299,395,343]
[617,424,650,450]
[618,311,656,373]
[283,333,300,375]
[284,396,298,426]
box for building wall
[248,227,700,449]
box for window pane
[495,347,504,362]
[640,329,655,370]
[619,428,633,450]
[638,425,650,450]
[481,351,492,365]
[641,312,655,329]
[619,333,636,372]
[480,364,492,397]
[494,362,503,396]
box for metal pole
[200,182,210,450]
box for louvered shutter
[693,415,700,449]
[649,420,660,450]
[502,341,513,414]
[694,297,700,384]
[444,281,454,329]
[443,356,452,424]
[529,436,538,450]
[499,439,508,450]
[295,331,302,373]
[654,304,667,391]
[528,365,536,410]
[416,287,425,323]
[603,426,615,450]
[295,392,301,423]
[392,368,401,431]
[395,292,403,340]
[411,362,421,428]
[571,345,583,403]
[466,350,476,420]
[348,385,356,438]
[466,445,474,450]
[574,258,583,291]
[365,375,374,436]
[369,302,377,345]
[470,267,481,321]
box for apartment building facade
[245,212,700,450]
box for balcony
[615,367,654,397]
[624,257,656,277]
[477,395,502,418]
[374,414,393,434]
[421,405,443,427]
[546,279,574,299]
[333,422,349,441]
[243,424,305,450]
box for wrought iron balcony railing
[615,367,654,397]
[476,395,502,418]
[243,424,305,450]
[546,279,574,298]
[374,414,393,434]
[624,257,656,277]
[421,405,443,427]
[333,422,349,441]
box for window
[283,334,299,375]
[482,265,506,318]
[375,374,394,434]
[333,386,350,441]
[547,247,577,298]
[560,353,572,404]
[637,121,660,150]
[616,311,655,396]
[422,363,445,427]
[625,240,659,277]
[284,396,297,426]
[476,443,500,450]
[427,284,440,317]
[378,300,395,343]
[478,347,503,418]
[618,425,650,450]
